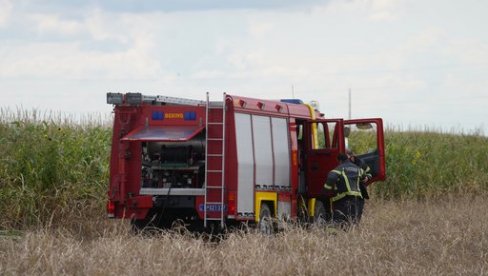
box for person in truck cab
[324,153,368,229]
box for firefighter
[346,149,372,200]
[324,153,368,229]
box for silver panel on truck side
[252,115,273,186]
[235,113,254,214]
[272,117,290,187]
[140,188,205,196]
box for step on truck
[106,92,386,232]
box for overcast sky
[1,0,487,134]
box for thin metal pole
[348,88,352,119]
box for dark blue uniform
[351,155,372,199]
[324,159,367,228]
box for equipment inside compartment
[141,137,206,188]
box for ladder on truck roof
[204,92,226,229]
[107,92,206,106]
[142,94,205,106]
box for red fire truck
[106,92,385,232]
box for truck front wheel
[258,203,274,235]
[314,200,327,226]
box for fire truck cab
[106,92,386,231]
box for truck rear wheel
[258,203,274,235]
[130,211,164,233]
[131,217,154,233]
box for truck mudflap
[122,195,153,219]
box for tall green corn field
[0,110,111,229]
[373,129,488,199]
[0,110,487,229]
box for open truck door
[304,118,386,198]
[304,119,346,198]
[344,118,386,183]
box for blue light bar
[280,99,304,104]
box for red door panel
[305,119,345,198]
[344,118,386,182]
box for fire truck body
[106,92,386,230]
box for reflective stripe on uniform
[342,169,352,194]
[332,191,362,202]
[331,166,363,202]
[364,166,372,178]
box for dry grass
[1,195,486,275]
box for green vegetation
[375,130,488,199]
[0,110,487,229]
[0,110,111,229]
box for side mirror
[356,123,373,130]
[344,126,351,138]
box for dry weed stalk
[1,196,487,275]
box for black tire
[131,217,152,234]
[258,203,274,235]
[130,211,162,234]
[314,200,327,226]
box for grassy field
[1,196,486,275]
[0,111,487,275]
